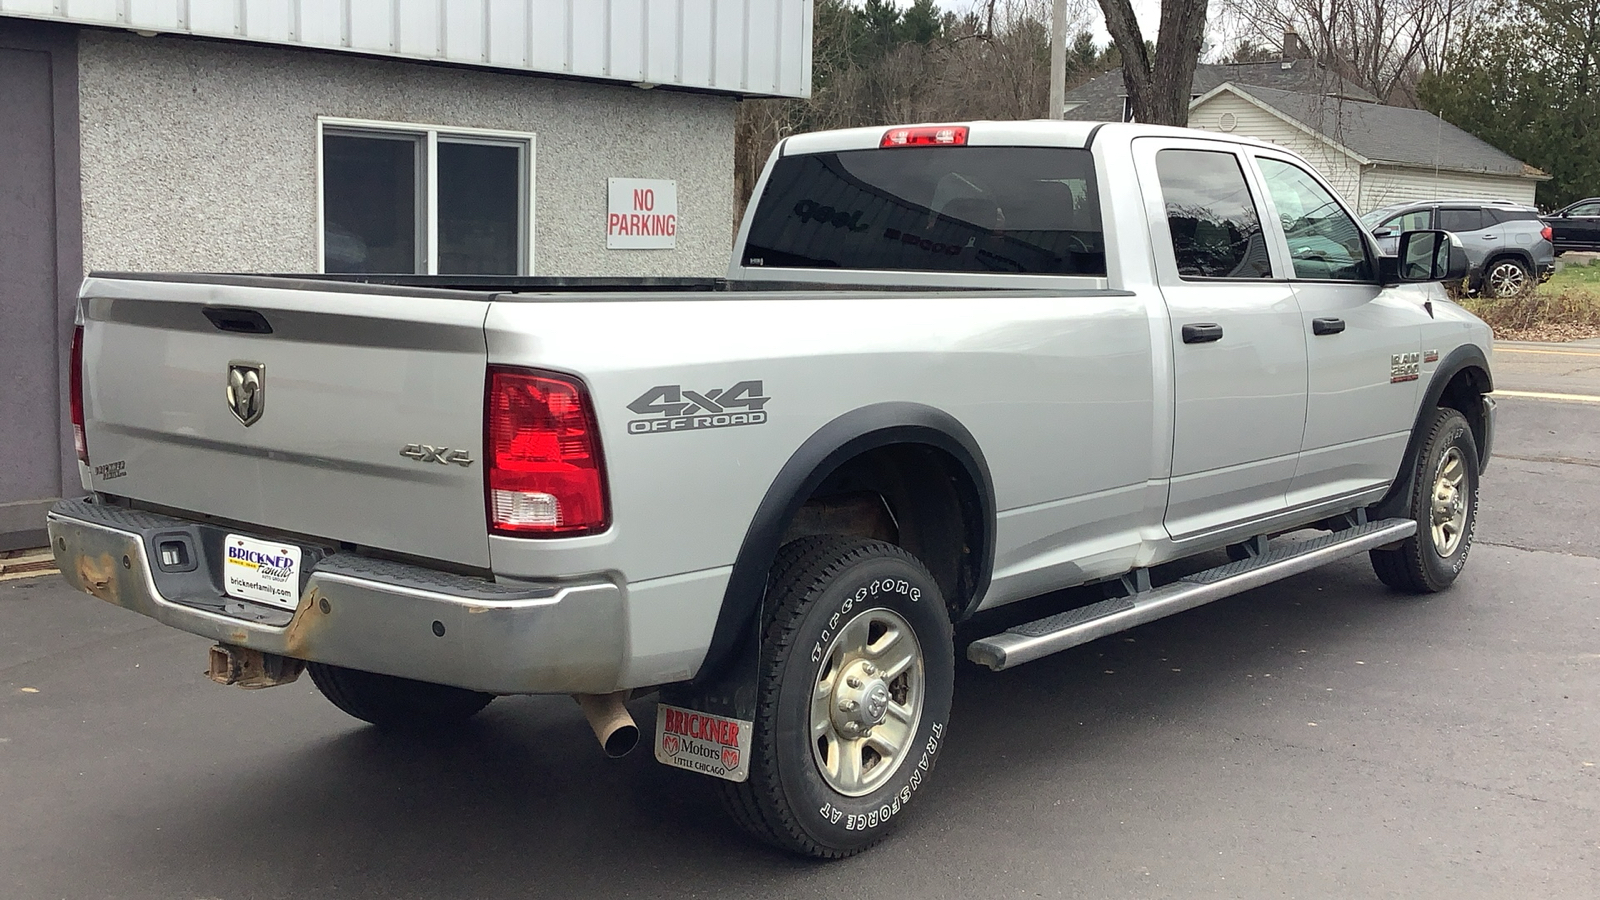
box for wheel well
[780,444,984,623]
[1477,252,1531,285]
[1437,365,1492,460]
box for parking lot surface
[3,345,1597,899]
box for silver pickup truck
[49,121,1494,858]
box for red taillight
[881,125,968,148]
[70,325,88,464]
[485,367,609,536]
[1542,225,1554,242]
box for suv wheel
[1484,257,1531,298]
[718,535,954,859]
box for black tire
[718,536,955,859]
[1370,407,1480,593]
[307,662,493,730]
[1483,257,1532,298]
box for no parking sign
[607,178,677,249]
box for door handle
[1312,317,1346,336]
[1181,323,1224,344]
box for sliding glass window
[320,120,534,275]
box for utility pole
[1049,0,1069,118]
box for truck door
[1247,153,1421,507]
[1133,139,1308,540]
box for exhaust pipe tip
[601,722,640,758]
[575,691,639,758]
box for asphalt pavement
[2,344,1597,899]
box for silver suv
[1362,199,1554,298]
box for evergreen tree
[1418,0,1600,208]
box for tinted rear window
[741,146,1105,275]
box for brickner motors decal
[626,380,769,434]
[654,704,753,782]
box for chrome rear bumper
[46,499,626,694]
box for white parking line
[1493,389,1600,403]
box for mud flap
[656,614,761,781]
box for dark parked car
[1362,199,1554,298]
[1544,198,1600,254]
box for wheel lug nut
[846,676,862,689]
[840,699,858,712]
[862,663,876,676]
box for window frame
[1136,139,1284,284]
[316,116,537,276]
[1247,150,1378,285]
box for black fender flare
[1372,343,1493,518]
[1477,249,1536,283]
[692,402,996,684]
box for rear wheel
[1370,407,1480,593]
[718,535,954,859]
[307,662,493,730]
[1484,258,1531,298]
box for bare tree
[1097,0,1211,125]
[1214,0,1479,103]
[732,0,1110,218]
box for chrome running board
[967,518,1416,671]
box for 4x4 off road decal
[626,380,769,434]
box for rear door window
[1438,207,1485,232]
[740,146,1105,275]
[1154,149,1273,279]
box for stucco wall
[77,30,736,276]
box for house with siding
[1061,39,1545,213]
[1187,84,1548,212]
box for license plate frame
[222,534,303,610]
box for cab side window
[1257,158,1374,282]
[1155,149,1272,279]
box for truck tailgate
[78,276,492,568]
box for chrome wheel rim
[1488,262,1528,297]
[1429,446,1469,557]
[810,607,924,797]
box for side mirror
[1384,229,1469,284]
[1372,227,1396,238]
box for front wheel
[1370,407,1480,593]
[718,536,955,858]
